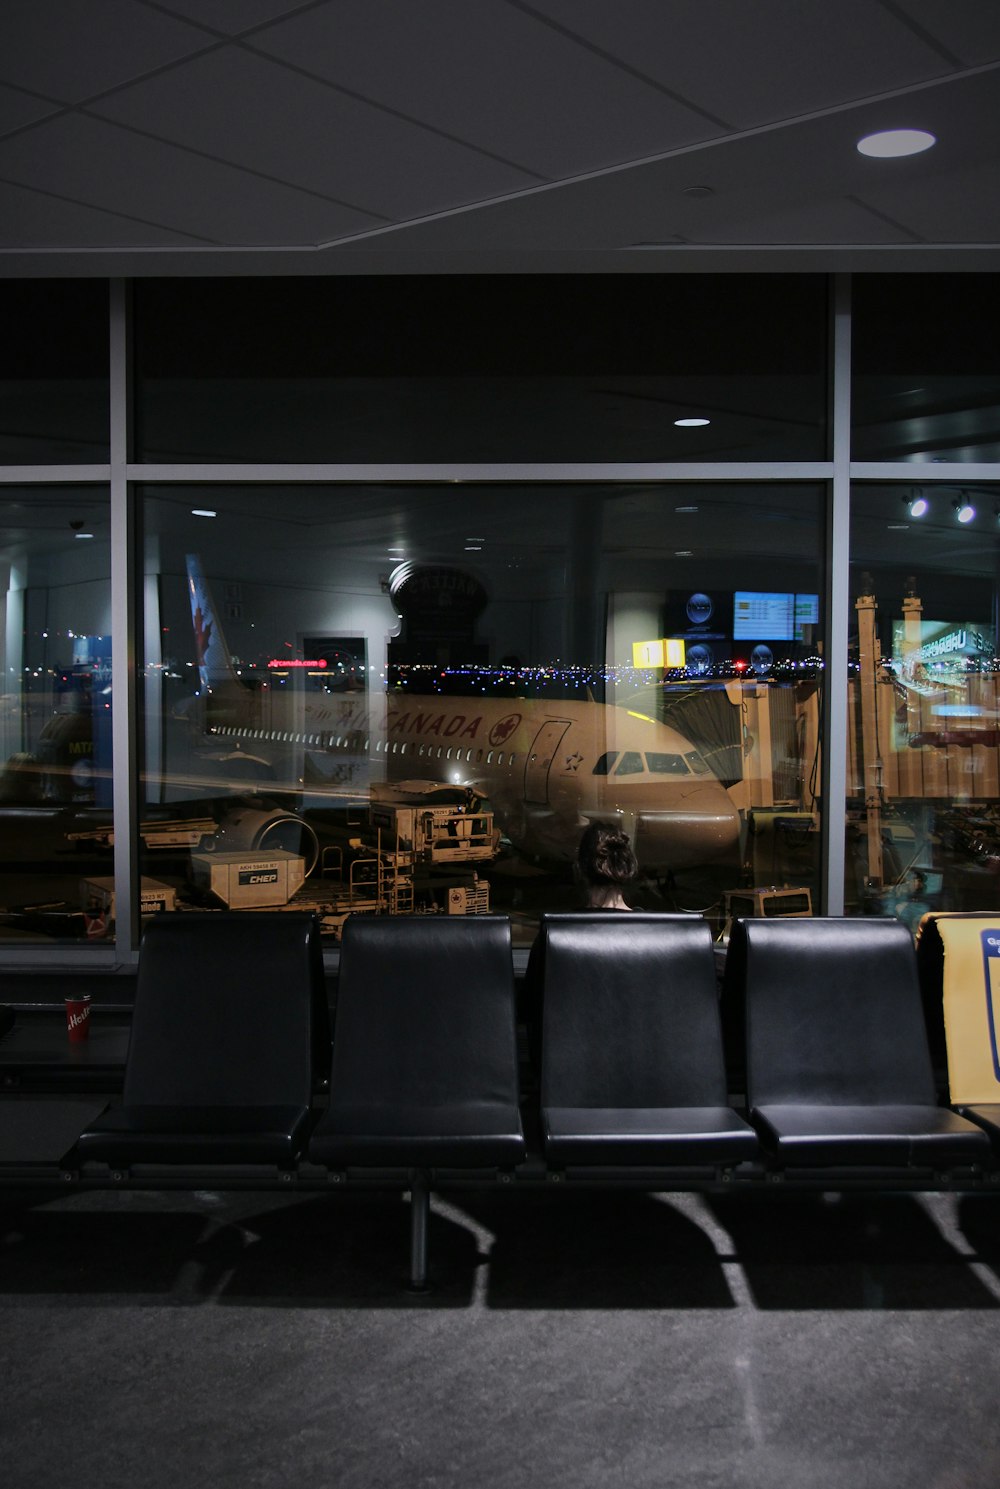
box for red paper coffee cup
[65,993,92,1043]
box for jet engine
[208,799,320,877]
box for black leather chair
[735,916,991,1171]
[308,915,526,1287]
[539,914,758,1173]
[74,912,328,1170]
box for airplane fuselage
[197,684,741,871]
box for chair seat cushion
[542,1105,758,1166]
[752,1103,991,1167]
[308,1100,526,1168]
[75,1104,312,1166]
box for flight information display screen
[733,591,819,641]
[733,591,796,640]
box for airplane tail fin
[185,554,238,691]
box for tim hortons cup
[64,993,92,1043]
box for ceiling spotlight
[954,496,975,524]
[857,128,936,158]
[674,417,710,428]
[191,509,216,518]
[905,490,928,518]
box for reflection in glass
[0,487,112,941]
[0,282,110,463]
[848,484,1000,922]
[140,483,824,945]
[134,276,827,462]
[852,276,1000,463]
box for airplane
[181,554,742,874]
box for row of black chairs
[27,911,1000,1287]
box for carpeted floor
[2,1184,1000,1488]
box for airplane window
[593,752,618,775]
[685,750,710,775]
[446,747,452,759]
[645,752,689,775]
[400,743,407,755]
[418,744,425,756]
[615,751,644,775]
[487,751,493,763]
[476,750,483,763]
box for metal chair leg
[408,1169,430,1292]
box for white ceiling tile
[91,45,539,219]
[890,1,1000,65]
[866,158,1000,242]
[0,178,207,247]
[683,196,920,247]
[0,82,60,136]
[150,0,320,35]
[248,0,721,178]
[522,0,963,128]
[0,114,382,245]
[0,0,213,103]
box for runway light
[857,129,936,158]
[954,496,976,524]
[905,489,928,519]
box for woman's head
[577,821,638,893]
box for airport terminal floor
[3,1183,1000,1489]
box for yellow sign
[632,638,685,669]
[920,914,1000,1102]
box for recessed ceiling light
[74,532,94,539]
[675,417,710,428]
[191,509,216,518]
[857,129,935,158]
[682,185,713,198]
[886,523,910,531]
[674,550,693,557]
[675,505,699,513]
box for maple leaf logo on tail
[192,606,213,666]
[186,554,236,693]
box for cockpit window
[593,751,618,775]
[645,752,689,775]
[615,751,644,776]
[685,750,710,775]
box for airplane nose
[633,786,741,871]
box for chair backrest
[735,916,937,1108]
[330,915,519,1109]
[123,913,327,1106]
[540,913,727,1108]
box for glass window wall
[847,482,1000,923]
[0,281,110,463]
[0,486,113,943]
[140,481,824,946]
[852,275,1000,463]
[134,275,828,463]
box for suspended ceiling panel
[0,0,997,274]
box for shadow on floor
[705,1190,1000,1310]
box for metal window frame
[1,273,999,963]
